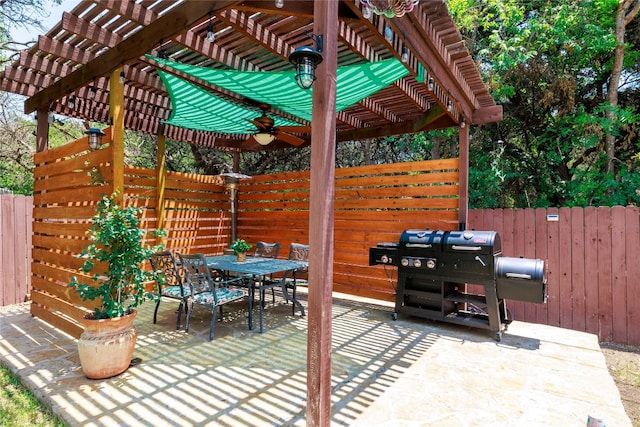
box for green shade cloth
[149,55,409,134]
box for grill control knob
[413,259,422,268]
[426,259,436,269]
[381,255,389,264]
[400,258,409,267]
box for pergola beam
[336,104,447,142]
[24,0,244,114]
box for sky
[11,0,77,44]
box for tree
[449,0,640,207]
[605,0,640,175]
[0,0,60,66]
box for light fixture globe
[254,132,276,145]
[85,127,105,150]
[288,46,323,90]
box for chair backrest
[177,253,216,295]
[288,243,309,277]
[287,243,310,262]
[254,241,281,259]
[149,250,184,291]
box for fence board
[611,206,627,343]
[533,209,548,325]
[1,196,17,305]
[596,207,613,341]
[626,207,640,345]
[558,207,572,329]
[546,207,561,327]
[584,207,600,335]
[522,208,537,321]
[570,207,586,332]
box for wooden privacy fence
[19,136,640,345]
[30,128,230,337]
[0,194,32,305]
[469,207,640,345]
[237,159,460,301]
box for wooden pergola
[1,1,501,425]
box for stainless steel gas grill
[369,229,547,341]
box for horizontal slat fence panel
[156,170,229,255]
[28,130,231,338]
[469,207,640,344]
[31,130,118,336]
[239,159,460,301]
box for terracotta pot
[77,310,137,379]
[237,252,246,262]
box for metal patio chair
[285,243,309,315]
[149,250,188,329]
[178,253,247,341]
[253,241,281,303]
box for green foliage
[70,193,164,319]
[450,0,640,208]
[230,239,252,254]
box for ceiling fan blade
[243,117,268,130]
[276,125,311,134]
[276,131,305,146]
[240,137,262,151]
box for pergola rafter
[1,0,501,152]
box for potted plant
[70,193,163,379]
[230,238,252,262]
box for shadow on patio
[0,291,631,427]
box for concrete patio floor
[0,291,631,427]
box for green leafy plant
[230,238,252,254]
[70,193,164,319]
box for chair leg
[291,284,297,315]
[153,298,161,324]
[185,301,194,333]
[210,305,218,341]
[176,300,183,330]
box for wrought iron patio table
[205,255,308,333]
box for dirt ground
[601,342,640,426]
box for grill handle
[405,243,432,248]
[451,245,482,251]
[505,272,532,280]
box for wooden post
[307,1,338,426]
[110,66,125,204]
[458,124,469,230]
[156,125,167,246]
[36,108,49,152]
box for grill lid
[442,230,501,255]
[399,229,445,252]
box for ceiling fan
[243,103,309,147]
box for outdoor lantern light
[85,127,105,151]
[288,36,323,90]
[205,13,215,42]
[254,132,276,145]
[362,5,372,19]
[401,45,409,63]
[275,0,284,8]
